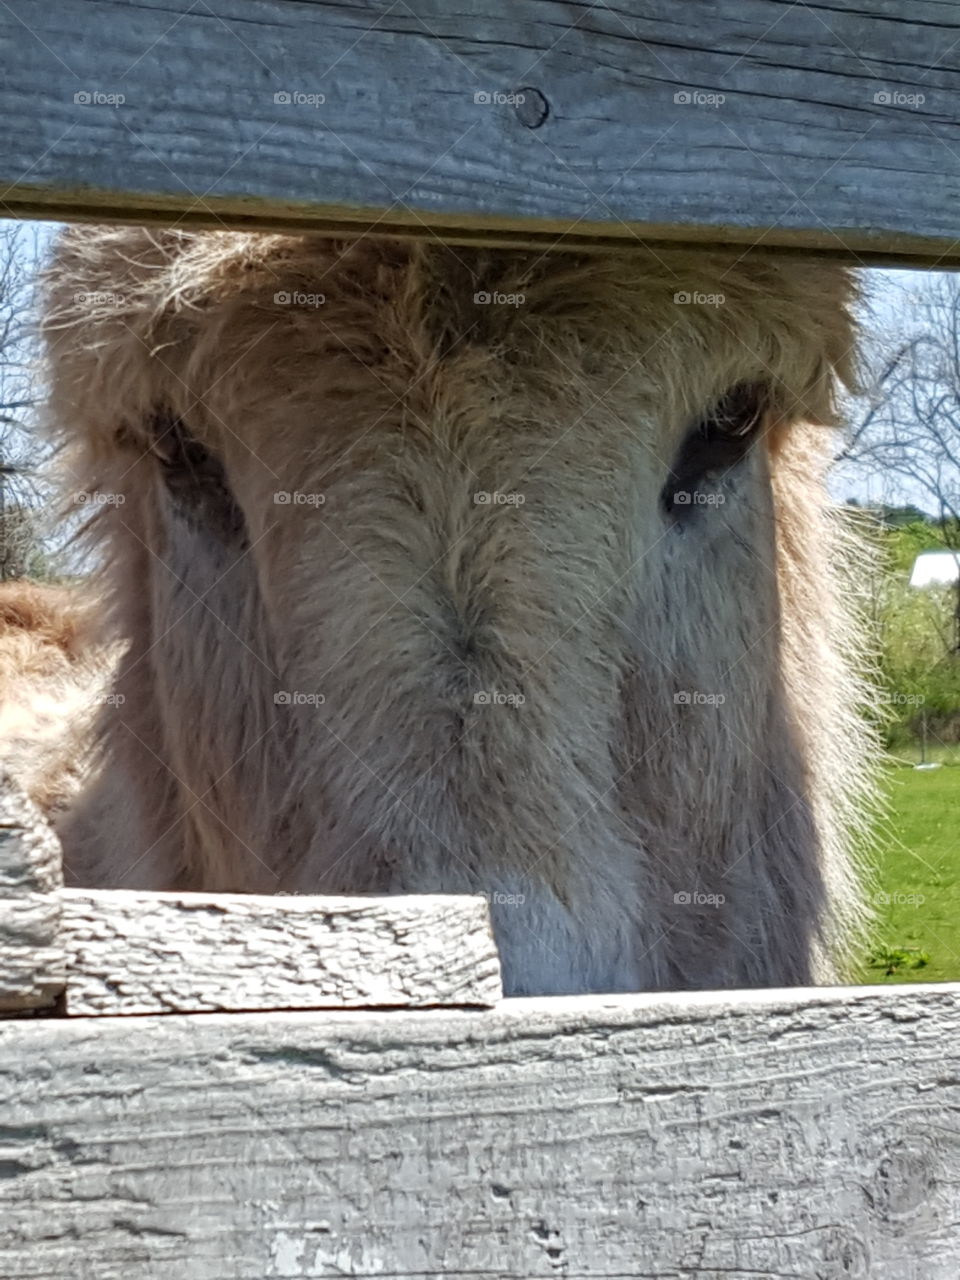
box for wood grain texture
[2,0,960,263]
[60,889,502,1013]
[0,777,63,1012]
[2,984,959,1277]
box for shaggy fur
[41,226,876,995]
[0,580,102,816]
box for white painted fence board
[2,1,960,263]
[1,984,959,1277]
[0,779,63,1012]
[60,889,501,1013]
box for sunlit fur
[40,226,877,995]
[0,580,101,817]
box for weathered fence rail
[60,888,502,1015]
[3,985,960,1278]
[2,0,960,263]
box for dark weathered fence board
[2,985,959,1278]
[60,889,501,1013]
[2,1,960,262]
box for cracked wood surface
[2,1,960,262]
[2,984,960,1277]
[59,889,502,1014]
[0,778,63,1012]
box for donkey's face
[45,230,869,995]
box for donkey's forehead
[212,234,855,400]
[43,227,858,456]
[189,232,856,330]
[47,225,858,313]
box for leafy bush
[867,522,960,748]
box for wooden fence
[2,2,960,1276]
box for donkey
[40,226,874,995]
[0,579,106,819]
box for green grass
[857,759,960,983]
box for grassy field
[858,759,960,983]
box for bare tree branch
[0,219,50,579]
[842,275,960,649]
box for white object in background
[909,550,960,587]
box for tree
[841,274,960,651]
[0,220,49,580]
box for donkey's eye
[700,381,766,442]
[661,381,767,516]
[147,408,247,543]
